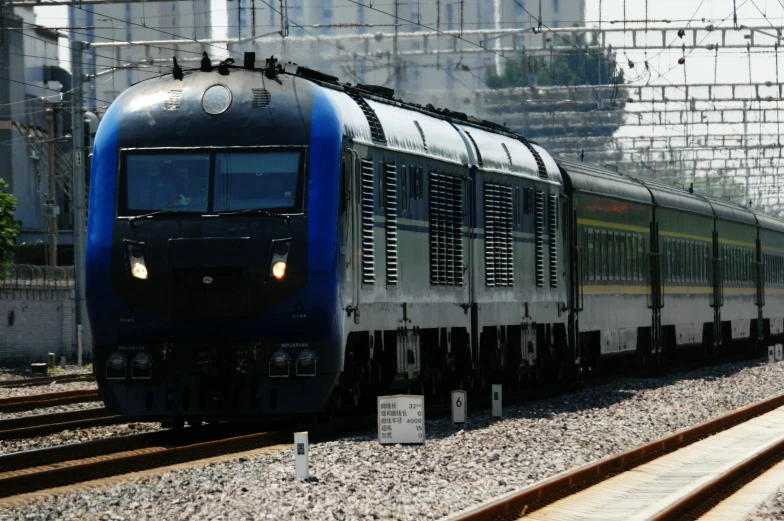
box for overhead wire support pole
[71,40,87,368]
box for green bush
[0,179,20,278]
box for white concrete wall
[0,288,93,365]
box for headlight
[269,349,290,377]
[296,349,317,376]
[270,239,291,279]
[131,262,148,279]
[131,352,152,379]
[127,242,148,280]
[271,261,286,279]
[106,352,127,379]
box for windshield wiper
[223,209,291,224]
[123,210,183,222]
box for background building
[225,0,585,101]
[69,0,212,112]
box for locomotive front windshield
[120,149,304,216]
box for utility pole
[46,107,57,267]
[71,40,87,367]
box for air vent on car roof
[251,88,271,109]
[517,136,548,180]
[345,87,386,144]
[163,90,182,111]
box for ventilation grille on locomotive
[519,137,548,180]
[548,193,558,288]
[251,88,271,108]
[429,172,464,286]
[535,190,545,287]
[384,163,399,285]
[345,89,387,144]
[163,90,182,111]
[484,183,514,287]
[360,159,375,284]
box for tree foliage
[0,179,20,278]
[485,31,625,91]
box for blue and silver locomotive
[87,56,784,423]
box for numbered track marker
[378,395,425,445]
[452,390,467,424]
[294,432,309,479]
[492,384,502,418]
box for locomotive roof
[276,61,561,184]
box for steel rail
[0,390,100,414]
[0,374,94,389]
[449,390,784,521]
[0,408,133,441]
[0,417,368,498]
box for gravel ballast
[0,380,97,401]
[0,365,92,383]
[0,420,163,455]
[4,358,784,521]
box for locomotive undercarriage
[331,321,571,413]
[95,341,341,421]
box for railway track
[0,416,371,499]
[449,389,784,521]
[0,352,766,501]
[0,408,134,441]
[0,374,94,389]
[0,390,100,414]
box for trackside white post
[492,384,502,418]
[777,344,783,362]
[451,390,467,424]
[294,432,309,479]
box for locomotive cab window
[214,151,301,212]
[124,153,210,213]
[118,148,305,216]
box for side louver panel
[549,193,558,288]
[429,172,464,286]
[384,163,399,285]
[360,159,375,285]
[484,183,514,287]
[535,190,545,287]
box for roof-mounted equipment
[288,63,339,83]
[200,52,212,72]
[266,56,280,79]
[218,57,234,76]
[244,52,256,70]
[172,57,183,81]
[356,83,395,99]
